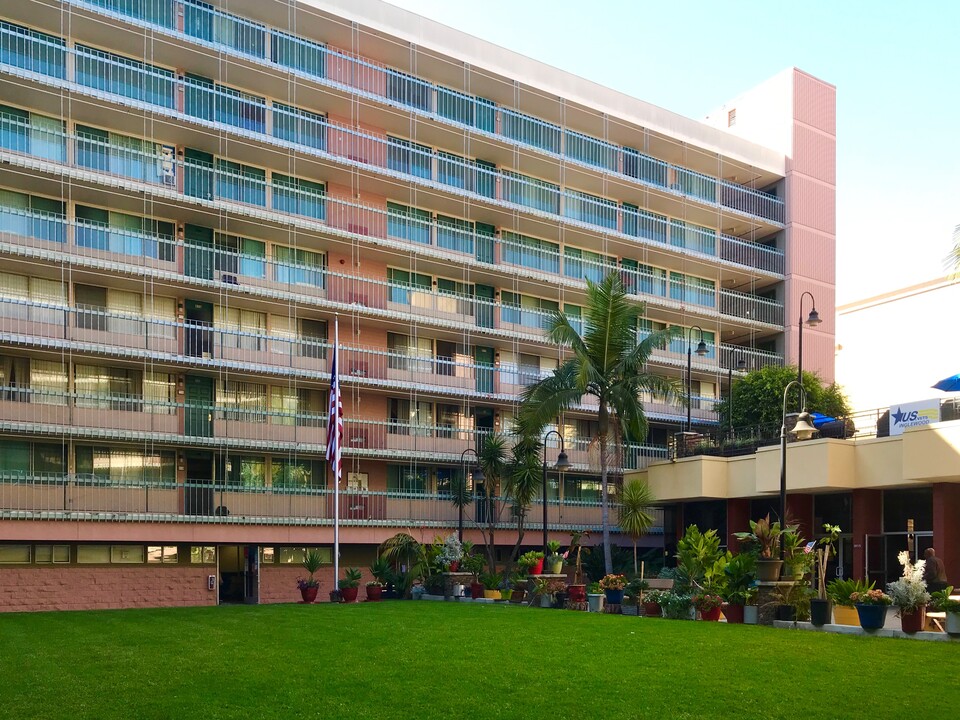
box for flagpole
[332,315,340,594]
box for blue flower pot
[604,589,624,605]
[855,603,888,630]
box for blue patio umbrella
[932,373,960,392]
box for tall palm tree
[618,478,656,575]
[520,272,681,574]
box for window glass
[0,545,30,563]
[272,31,326,78]
[190,546,216,564]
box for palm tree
[945,224,960,279]
[476,433,508,571]
[618,478,656,575]
[519,272,681,574]
[504,418,544,570]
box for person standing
[923,547,949,594]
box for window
[564,189,617,230]
[0,545,31,563]
[436,215,474,254]
[728,108,736,127]
[388,398,433,436]
[387,202,431,245]
[435,404,465,439]
[214,233,266,279]
[387,465,428,493]
[75,446,176,484]
[670,219,716,255]
[387,268,431,305]
[436,278,474,316]
[279,547,331,564]
[270,386,322,427]
[564,246,615,284]
[0,21,66,79]
[274,245,326,288]
[500,292,558,329]
[623,203,668,243]
[564,130,618,172]
[216,306,266,350]
[34,545,69,563]
[216,159,266,206]
[387,137,432,180]
[86,0,177,28]
[0,272,66,324]
[218,381,267,422]
[272,174,325,220]
[501,170,559,214]
[272,458,325,489]
[435,467,464,495]
[272,30,326,79]
[221,456,266,487]
[147,546,179,563]
[436,88,495,132]
[75,205,174,261]
[0,440,65,476]
[190,546,216,564]
[76,125,165,185]
[76,45,175,108]
[500,108,561,154]
[501,231,559,274]
[0,105,66,162]
[74,364,143,411]
[1,357,67,405]
[183,0,266,58]
[385,70,432,112]
[669,272,716,307]
[387,333,432,373]
[299,318,327,359]
[273,103,326,151]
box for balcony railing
[0,473,665,532]
[64,0,785,226]
[0,21,785,276]
[0,384,671,466]
[0,176,783,336]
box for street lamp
[541,429,571,556]
[797,291,822,387]
[727,350,747,438]
[458,448,484,543]
[686,326,708,433]
[778,380,817,561]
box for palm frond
[618,479,657,540]
[519,361,584,430]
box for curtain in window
[272,31,326,79]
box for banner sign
[889,399,940,436]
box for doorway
[184,299,213,358]
[184,451,213,516]
[218,545,259,604]
[185,375,214,438]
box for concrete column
[933,483,960,585]
[726,498,750,551]
[852,489,882,580]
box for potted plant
[518,550,544,576]
[338,567,363,603]
[587,581,604,613]
[599,573,626,605]
[642,589,664,618]
[722,551,757,624]
[771,580,813,622]
[781,531,812,581]
[692,592,724,621]
[544,540,564,574]
[462,553,485,599]
[743,589,760,624]
[826,578,874,626]
[566,530,589,603]
[659,591,693,620]
[622,578,648,616]
[851,588,892,630]
[931,587,960,635]
[365,580,384,602]
[734,515,793,582]
[809,524,841,626]
[533,578,566,608]
[886,550,930,633]
[370,555,396,599]
[509,572,527,603]
[296,549,323,603]
[480,572,502,600]
[438,533,463,572]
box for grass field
[1,601,956,719]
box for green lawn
[1,602,957,719]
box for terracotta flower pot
[722,603,744,624]
[340,587,359,603]
[366,585,382,602]
[642,601,661,618]
[899,606,925,633]
[567,584,586,603]
[700,606,722,621]
[299,586,318,603]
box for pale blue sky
[386,0,960,303]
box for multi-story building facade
[0,0,834,610]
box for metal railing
[0,19,786,276]
[0,473,665,532]
[65,0,786,225]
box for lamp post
[458,448,484,543]
[727,351,747,438]
[797,291,822,387]
[778,380,817,560]
[686,326,708,433]
[541,429,571,556]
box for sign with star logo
[889,398,941,436]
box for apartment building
[0,0,835,610]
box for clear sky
[385,0,960,304]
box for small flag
[804,541,816,554]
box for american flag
[325,318,343,485]
[804,541,816,554]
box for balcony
[61,0,786,226]
[0,21,786,277]
[0,473,665,533]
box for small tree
[713,365,852,433]
[618,479,656,575]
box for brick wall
[0,567,216,613]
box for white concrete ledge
[774,620,958,641]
